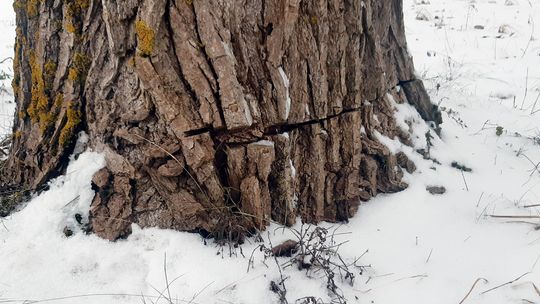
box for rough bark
[2,0,441,240]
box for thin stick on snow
[458,278,488,304]
[533,283,540,298]
[521,68,529,110]
[0,293,200,304]
[392,274,428,283]
[163,253,173,304]
[530,92,540,115]
[464,5,471,30]
[425,248,433,263]
[521,13,535,59]
[480,272,530,295]
[149,272,186,304]
[503,221,540,228]
[0,57,12,64]
[524,204,540,208]
[476,204,490,223]
[62,195,80,208]
[476,192,484,207]
[517,188,533,206]
[473,120,495,135]
[461,170,469,191]
[188,281,215,304]
[530,254,540,272]
[518,153,540,177]
[489,215,540,219]
[0,219,7,232]
[214,275,263,295]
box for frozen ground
[1,0,540,303]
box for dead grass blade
[489,215,540,219]
[459,278,488,304]
[481,272,530,295]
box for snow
[278,66,291,120]
[1,0,540,303]
[253,139,275,147]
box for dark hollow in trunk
[1,0,441,240]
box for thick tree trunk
[2,0,441,240]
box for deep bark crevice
[186,80,419,147]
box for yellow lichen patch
[13,0,25,12]
[27,0,41,18]
[65,22,77,34]
[11,77,20,99]
[135,20,155,57]
[75,0,90,10]
[38,93,63,134]
[64,1,87,35]
[26,52,58,135]
[13,131,23,140]
[54,93,64,108]
[38,111,55,133]
[27,52,49,123]
[59,102,82,147]
[68,52,90,84]
[68,67,79,82]
[72,53,89,72]
[44,60,57,91]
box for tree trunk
[2,0,441,240]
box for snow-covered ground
[1,0,540,303]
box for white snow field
[1,0,540,303]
